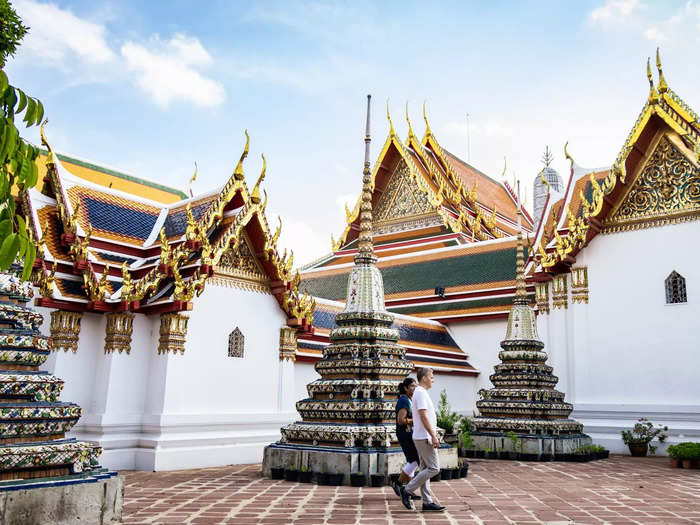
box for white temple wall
[446,318,506,415]
[548,221,700,453]
[294,361,318,414]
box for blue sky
[6,0,700,264]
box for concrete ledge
[0,475,123,525]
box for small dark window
[434,286,445,298]
[665,271,687,304]
[228,327,244,357]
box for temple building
[12,51,700,471]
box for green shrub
[667,442,700,460]
[436,389,461,434]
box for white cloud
[589,0,643,23]
[642,2,700,44]
[121,35,225,108]
[269,214,329,269]
[14,0,115,65]
[644,27,667,42]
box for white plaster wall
[545,221,700,452]
[294,361,319,414]
[447,318,508,415]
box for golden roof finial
[272,216,282,245]
[513,180,528,304]
[501,156,507,181]
[233,130,250,181]
[564,141,574,172]
[422,100,433,137]
[647,57,659,105]
[188,162,198,197]
[405,102,415,141]
[656,47,668,94]
[120,261,133,301]
[386,99,395,138]
[540,170,551,194]
[251,154,266,204]
[185,203,198,242]
[40,119,55,165]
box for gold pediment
[212,232,270,291]
[374,159,433,224]
[603,134,700,233]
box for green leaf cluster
[0,0,29,69]
[436,388,461,434]
[0,67,44,279]
[667,442,700,460]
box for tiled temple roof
[23,128,315,330]
[302,237,535,321]
[533,53,700,274]
[296,299,478,375]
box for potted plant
[459,460,469,478]
[457,416,475,457]
[667,444,682,468]
[284,466,299,482]
[451,466,461,479]
[370,473,386,487]
[316,470,329,485]
[505,431,521,460]
[590,444,609,460]
[328,469,344,486]
[350,471,366,487]
[299,466,313,483]
[474,445,486,459]
[485,446,498,460]
[436,389,461,443]
[440,467,453,480]
[671,442,700,468]
[621,418,668,457]
[270,466,285,479]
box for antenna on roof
[541,146,553,168]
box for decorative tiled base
[262,442,457,484]
[471,432,592,456]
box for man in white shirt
[399,367,445,512]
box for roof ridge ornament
[40,119,55,165]
[233,130,250,181]
[405,102,415,141]
[250,154,266,204]
[188,162,197,197]
[564,141,574,172]
[386,99,395,138]
[656,48,668,94]
[501,156,507,182]
[647,57,659,105]
[422,100,433,137]
[357,95,376,260]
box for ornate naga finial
[159,228,170,264]
[272,216,282,245]
[564,141,574,172]
[39,261,56,297]
[405,102,415,141]
[501,156,507,181]
[200,230,213,265]
[357,95,376,260]
[37,219,49,256]
[233,130,250,181]
[647,57,659,104]
[67,201,81,234]
[185,203,198,242]
[386,99,395,138]
[285,250,294,275]
[172,264,187,301]
[120,262,133,301]
[540,171,551,194]
[251,154,266,204]
[40,119,55,165]
[423,100,433,137]
[656,47,668,94]
[97,264,110,300]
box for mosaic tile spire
[0,268,104,481]
[472,199,584,435]
[280,95,413,448]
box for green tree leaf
[27,159,38,188]
[22,243,35,281]
[35,100,44,126]
[0,219,11,239]
[0,71,7,93]
[16,89,27,114]
[0,233,20,270]
[23,97,35,126]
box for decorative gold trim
[535,282,550,314]
[551,275,568,310]
[49,311,82,353]
[208,275,271,293]
[279,326,297,362]
[570,267,589,305]
[103,312,134,354]
[157,313,188,355]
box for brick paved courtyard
[122,456,700,525]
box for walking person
[391,377,421,498]
[399,367,445,512]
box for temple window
[228,327,245,357]
[665,271,687,304]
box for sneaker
[422,502,445,512]
[410,493,421,500]
[399,485,414,510]
[391,480,401,498]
